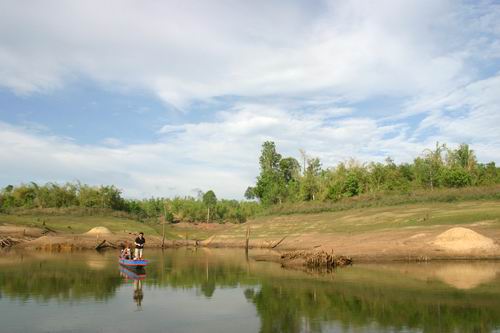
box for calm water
[1,249,500,333]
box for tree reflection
[1,250,500,333]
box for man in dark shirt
[134,232,146,260]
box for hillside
[202,199,500,260]
[1,195,500,260]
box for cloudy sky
[1,0,499,198]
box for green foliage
[440,167,472,188]
[246,141,500,206]
[125,196,259,224]
[164,210,175,223]
[0,182,123,211]
[279,157,301,183]
[0,183,259,224]
[202,190,217,208]
[300,157,321,200]
[2,141,498,224]
[342,172,360,197]
[202,190,217,222]
[254,141,286,205]
[244,186,256,200]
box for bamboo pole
[162,220,165,249]
[245,226,250,252]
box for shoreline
[2,230,500,264]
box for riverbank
[2,199,500,262]
[204,200,500,262]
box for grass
[262,185,500,216]
[4,199,499,241]
[1,186,500,242]
[218,199,500,240]
[0,213,161,235]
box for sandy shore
[2,223,500,263]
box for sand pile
[85,226,113,235]
[432,227,498,253]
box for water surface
[1,249,500,333]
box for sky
[0,0,500,199]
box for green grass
[0,213,161,235]
[2,186,500,242]
[219,200,500,240]
[262,185,500,216]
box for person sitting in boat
[134,232,145,260]
[121,244,132,259]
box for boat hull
[119,258,149,267]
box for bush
[440,168,471,188]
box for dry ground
[2,199,500,260]
[201,200,500,260]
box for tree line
[1,141,498,222]
[0,182,258,224]
[245,141,500,205]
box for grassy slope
[0,214,162,236]
[217,200,500,240]
[1,186,500,242]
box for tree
[254,141,286,205]
[440,167,471,188]
[280,157,301,183]
[202,190,217,223]
[342,172,361,197]
[448,144,477,171]
[244,187,256,200]
[260,141,282,173]
[301,157,321,200]
[416,142,446,190]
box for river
[1,249,500,332]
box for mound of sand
[85,226,113,235]
[432,227,498,253]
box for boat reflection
[119,266,146,310]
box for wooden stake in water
[245,226,250,252]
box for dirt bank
[201,225,500,262]
[1,224,195,251]
[2,223,500,262]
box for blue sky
[1,0,500,198]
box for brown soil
[0,225,192,251]
[203,225,500,261]
[3,222,500,262]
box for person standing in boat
[134,232,146,260]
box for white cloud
[2,89,500,199]
[1,0,500,197]
[0,103,442,198]
[0,0,493,107]
[406,73,500,162]
[101,137,122,147]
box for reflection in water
[133,279,143,310]
[434,263,500,289]
[0,249,499,333]
[119,265,146,310]
[369,261,500,290]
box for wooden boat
[118,258,149,267]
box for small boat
[119,258,149,268]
